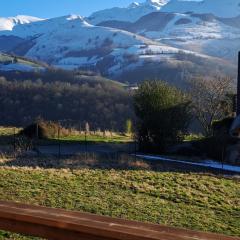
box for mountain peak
[0,15,43,31]
[66,14,84,21]
[145,0,170,7]
[65,15,92,27]
[89,0,169,24]
[128,2,140,8]
[129,0,169,9]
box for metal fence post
[35,123,39,155]
[36,123,39,140]
[58,123,61,159]
[85,130,87,151]
[13,127,16,154]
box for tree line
[0,71,133,131]
[134,77,234,154]
[0,67,235,157]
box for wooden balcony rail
[0,201,239,240]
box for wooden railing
[0,201,239,240]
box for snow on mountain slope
[88,0,240,25]
[0,53,46,72]
[98,11,240,62]
[0,15,43,31]
[142,12,240,61]
[0,14,214,77]
[161,0,240,18]
[88,0,169,24]
[84,0,240,62]
[0,15,89,38]
[22,16,186,74]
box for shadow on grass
[0,133,135,155]
[0,152,236,175]
[0,133,133,145]
[0,134,16,146]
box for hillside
[88,0,169,24]
[161,0,240,18]
[92,0,240,63]
[0,68,131,129]
[0,14,233,85]
[0,15,43,31]
[98,11,240,63]
[0,53,47,72]
[89,0,240,24]
[0,0,238,84]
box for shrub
[125,119,132,136]
[212,117,234,136]
[192,136,237,161]
[134,80,191,153]
[21,120,61,139]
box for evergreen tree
[134,80,191,152]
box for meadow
[0,126,132,145]
[0,127,239,239]
[0,160,239,239]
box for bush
[134,80,191,153]
[191,117,236,162]
[212,117,234,136]
[21,120,61,139]
[125,119,133,135]
[192,136,237,161]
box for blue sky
[1,0,145,18]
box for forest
[0,69,133,131]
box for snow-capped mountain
[0,13,220,82]
[0,15,187,73]
[98,11,240,61]
[161,0,240,18]
[88,0,169,24]
[85,0,240,62]
[88,0,240,25]
[0,15,90,38]
[0,15,43,31]
[149,13,240,61]
[0,0,237,82]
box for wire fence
[0,121,138,160]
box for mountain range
[0,0,239,84]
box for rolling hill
[98,11,240,62]
[0,0,238,84]
[0,15,43,31]
[0,53,47,72]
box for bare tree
[189,76,234,136]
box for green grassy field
[0,127,239,239]
[56,134,132,143]
[0,127,22,146]
[0,127,21,136]
[0,54,43,68]
[0,126,132,145]
[0,167,239,239]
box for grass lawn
[0,127,21,136]
[0,54,43,68]
[0,126,132,145]
[56,134,133,143]
[0,127,22,146]
[0,167,239,239]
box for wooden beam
[0,201,239,240]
